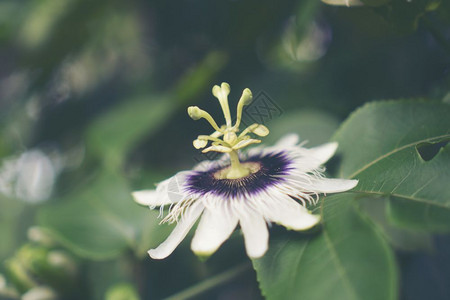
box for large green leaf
[334,101,450,179]
[253,194,397,300]
[37,172,170,260]
[333,100,450,231]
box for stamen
[239,123,270,138]
[232,139,261,150]
[197,135,228,145]
[210,129,225,138]
[202,145,232,153]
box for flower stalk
[227,151,250,179]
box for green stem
[421,16,450,56]
[163,263,251,300]
[226,151,250,179]
[229,151,242,169]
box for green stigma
[187,82,269,179]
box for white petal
[133,172,189,207]
[284,142,338,174]
[306,142,338,165]
[275,133,299,147]
[263,196,320,230]
[302,178,358,193]
[131,173,180,207]
[191,208,238,256]
[132,190,168,206]
[148,202,204,259]
[239,211,269,258]
[165,171,191,203]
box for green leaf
[87,96,175,167]
[388,194,450,233]
[360,197,432,251]
[253,194,397,300]
[37,172,170,260]
[333,100,450,231]
[334,100,450,178]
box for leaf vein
[349,134,450,179]
[323,229,359,300]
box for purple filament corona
[185,151,293,198]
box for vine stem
[163,262,251,300]
[421,16,450,56]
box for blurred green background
[0,0,449,299]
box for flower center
[213,162,261,180]
[184,151,292,198]
[187,82,270,179]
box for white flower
[132,83,358,259]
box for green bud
[4,258,36,293]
